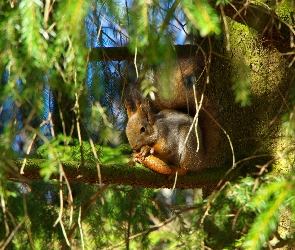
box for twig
[104,210,183,250]
[0,183,10,238]
[0,216,28,250]
[78,206,85,250]
[22,194,35,250]
[61,184,109,250]
[165,171,178,199]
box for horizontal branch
[8,159,239,189]
[88,45,204,62]
[89,2,294,62]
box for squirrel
[125,57,219,175]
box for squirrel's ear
[139,103,155,124]
[125,99,135,118]
[135,99,143,115]
[125,90,142,118]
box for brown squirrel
[125,58,219,175]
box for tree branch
[88,1,294,63]
[88,45,205,62]
[8,159,238,189]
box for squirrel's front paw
[140,145,154,157]
[131,152,142,163]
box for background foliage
[1,0,295,249]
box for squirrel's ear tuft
[140,103,155,124]
[125,91,142,118]
[125,98,135,118]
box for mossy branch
[8,159,238,189]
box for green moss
[276,1,294,24]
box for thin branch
[0,216,28,250]
[220,3,230,51]
[78,206,85,250]
[53,169,70,247]
[0,183,10,238]
[61,184,109,250]
[104,210,183,250]
[22,193,35,250]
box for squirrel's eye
[140,127,146,133]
